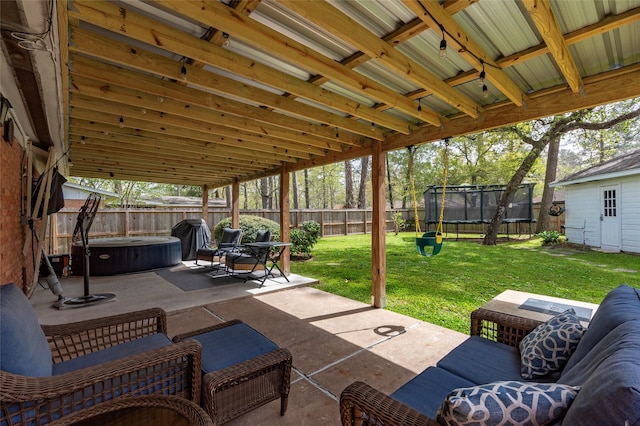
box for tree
[304,169,310,209]
[357,156,369,208]
[344,160,355,208]
[292,171,299,209]
[483,104,640,245]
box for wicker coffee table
[173,320,292,424]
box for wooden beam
[71,76,347,152]
[68,30,379,140]
[70,56,362,146]
[408,0,527,107]
[281,0,473,123]
[385,65,640,150]
[232,181,240,229]
[371,140,386,308]
[279,167,290,275]
[155,0,422,131]
[523,0,584,94]
[69,1,396,137]
[70,95,327,158]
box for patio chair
[0,283,202,425]
[225,230,272,273]
[195,228,242,268]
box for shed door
[600,184,621,252]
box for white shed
[551,149,640,253]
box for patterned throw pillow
[519,309,585,379]
[436,381,580,426]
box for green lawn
[290,232,640,334]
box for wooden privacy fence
[49,205,562,254]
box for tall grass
[290,232,640,333]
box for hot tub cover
[171,219,211,260]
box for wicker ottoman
[173,320,292,425]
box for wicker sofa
[340,284,640,426]
[0,283,202,425]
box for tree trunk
[292,171,299,210]
[304,169,310,209]
[357,156,369,208]
[386,153,394,209]
[536,139,560,233]
[242,183,248,209]
[260,177,269,209]
[225,186,231,208]
[483,139,549,245]
[344,160,354,208]
[322,166,328,209]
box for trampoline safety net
[423,183,535,225]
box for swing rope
[435,139,449,244]
[409,146,422,236]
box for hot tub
[71,237,182,276]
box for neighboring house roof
[62,182,119,198]
[551,149,640,187]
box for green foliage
[290,232,640,334]
[391,212,406,235]
[536,230,563,245]
[290,220,321,256]
[213,215,280,243]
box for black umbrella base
[55,293,116,309]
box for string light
[119,116,124,128]
[478,60,486,86]
[158,96,164,103]
[482,84,489,98]
[180,58,187,81]
[371,122,375,132]
[81,135,86,144]
[417,98,423,116]
[140,108,147,114]
[222,32,230,47]
[438,24,447,58]
[335,127,339,140]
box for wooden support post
[231,181,240,229]
[280,167,291,275]
[371,140,386,308]
[202,184,209,223]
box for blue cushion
[519,309,585,379]
[436,381,580,426]
[0,283,52,377]
[191,322,279,374]
[558,320,640,426]
[564,284,640,373]
[437,336,557,384]
[52,333,172,375]
[390,366,476,418]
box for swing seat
[416,231,443,257]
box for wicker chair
[0,283,202,425]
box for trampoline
[423,184,536,239]
[71,236,182,276]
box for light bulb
[140,108,147,114]
[222,32,230,47]
[439,38,447,58]
[81,135,86,144]
[478,70,486,86]
[180,63,187,81]
[482,84,488,98]
[158,96,164,103]
[417,99,422,116]
[371,122,375,132]
[119,116,124,128]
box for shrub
[290,220,321,256]
[391,212,406,235]
[213,215,280,243]
[537,230,563,245]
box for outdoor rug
[155,265,246,292]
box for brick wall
[0,128,34,289]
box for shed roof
[552,149,640,186]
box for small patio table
[242,241,291,287]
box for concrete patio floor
[30,262,468,425]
